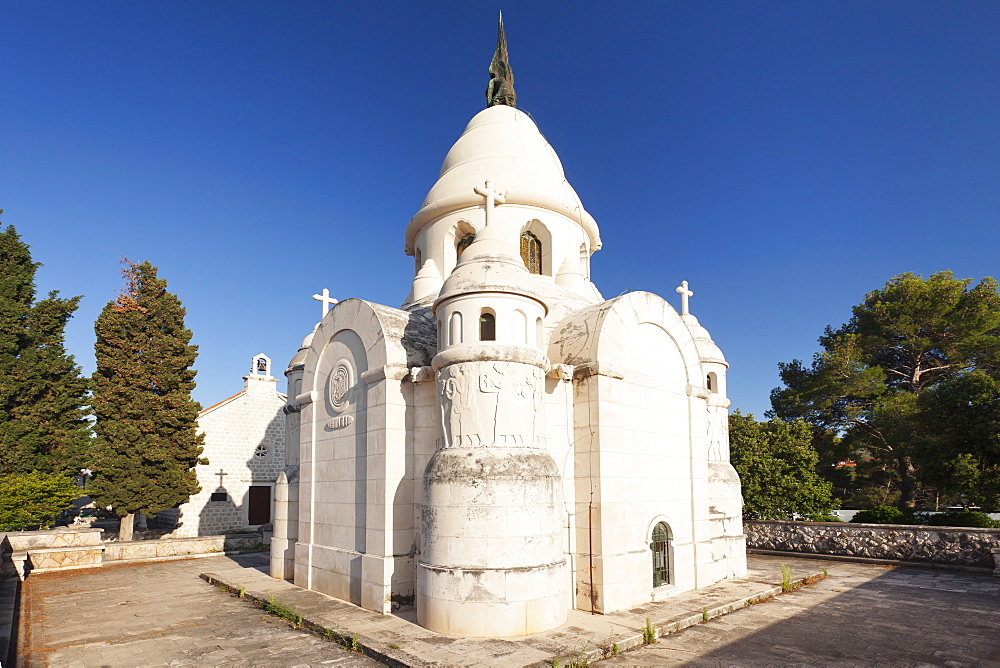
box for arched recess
[511,309,527,344]
[296,298,420,609]
[547,291,702,382]
[448,311,463,346]
[520,219,552,276]
[621,323,685,381]
[452,220,477,263]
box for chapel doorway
[248,485,271,525]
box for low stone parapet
[2,528,105,580]
[103,532,266,563]
[1,528,268,578]
[745,520,1000,570]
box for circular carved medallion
[327,358,354,413]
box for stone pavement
[17,553,379,667]
[15,551,1000,666]
[602,558,1000,666]
[201,554,825,666]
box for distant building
[168,354,286,536]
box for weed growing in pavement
[265,595,303,628]
[780,564,794,592]
[599,632,620,658]
[642,617,656,644]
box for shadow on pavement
[670,565,1000,666]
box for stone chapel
[167,354,286,537]
[270,19,745,637]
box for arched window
[520,231,542,274]
[707,372,718,393]
[479,311,496,341]
[457,233,476,258]
[651,522,672,587]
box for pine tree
[89,259,206,540]
[0,219,91,475]
[771,271,1000,509]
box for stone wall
[1,527,269,580]
[104,532,267,562]
[745,520,1000,569]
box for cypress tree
[0,219,91,475]
[89,259,205,540]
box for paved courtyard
[603,561,1000,666]
[14,551,1000,666]
[18,553,378,667]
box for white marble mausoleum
[270,19,746,637]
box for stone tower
[417,181,568,635]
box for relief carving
[439,365,483,448]
[326,415,354,430]
[327,358,354,414]
[437,362,543,448]
[706,406,727,461]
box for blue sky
[2,1,998,419]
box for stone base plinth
[417,560,567,637]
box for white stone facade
[272,94,746,636]
[171,354,287,537]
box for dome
[404,105,601,253]
[681,314,728,367]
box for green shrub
[0,472,81,531]
[808,513,843,522]
[922,511,999,528]
[850,506,912,524]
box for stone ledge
[201,573,425,668]
[201,559,827,666]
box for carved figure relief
[438,365,483,448]
[437,361,543,448]
[481,362,542,447]
[706,406,727,461]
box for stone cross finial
[676,280,694,315]
[312,288,338,318]
[474,180,506,227]
[216,469,226,487]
